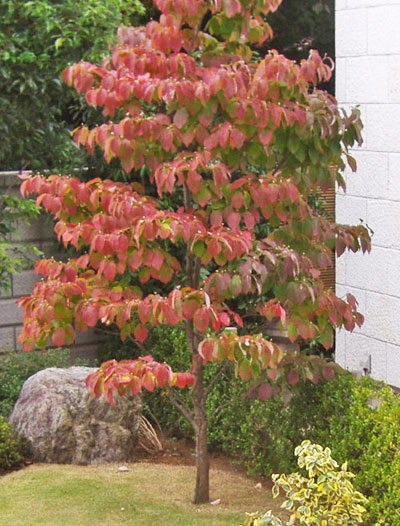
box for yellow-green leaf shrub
[240,441,368,526]
[0,416,29,472]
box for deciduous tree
[18,0,370,504]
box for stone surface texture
[336,1,400,387]
[10,367,142,464]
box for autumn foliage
[18,0,370,503]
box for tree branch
[183,181,191,211]
[193,256,201,289]
[204,362,229,397]
[209,397,237,423]
[95,327,148,354]
[209,382,258,423]
[166,385,195,427]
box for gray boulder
[9,366,142,465]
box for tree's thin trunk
[183,181,210,503]
[191,353,210,504]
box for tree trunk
[191,353,210,504]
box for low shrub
[312,375,400,526]
[209,379,324,475]
[240,440,368,526]
[0,416,29,472]
[215,372,400,526]
[0,348,88,418]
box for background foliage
[0,191,41,293]
[0,0,333,173]
[0,0,145,172]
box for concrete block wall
[335,1,400,387]
[0,172,100,362]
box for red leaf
[129,251,143,271]
[152,251,164,271]
[182,129,195,147]
[243,211,255,229]
[173,108,189,129]
[346,293,358,310]
[52,328,66,347]
[198,339,214,363]
[130,376,142,395]
[227,211,241,229]
[219,312,230,326]
[193,307,210,332]
[182,299,199,319]
[183,372,195,386]
[104,261,117,280]
[322,366,335,381]
[162,303,180,325]
[231,192,244,210]
[271,106,282,127]
[258,383,272,400]
[155,364,171,387]
[176,372,194,388]
[83,304,98,328]
[208,238,221,258]
[230,128,246,149]
[224,0,241,17]
[287,369,299,386]
[138,302,151,324]
[267,368,278,381]
[142,371,155,392]
[239,360,252,381]
[187,170,203,194]
[233,312,243,328]
[160,128,173,151]
[258,130,273,147]
[134,324,148,342]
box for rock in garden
[9,367,142,465]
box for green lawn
[0,462,285,526]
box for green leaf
[229,275,242,297]
[54,37,64,50]
[192,240,206,258]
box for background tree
[0,0,145,172]
[0,194,41,294]
[0,0,333,173]
[268,0,334,92]
[18,0,370,504]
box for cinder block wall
[0,172,100,362]
[335,1,400,387]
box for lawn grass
[0,462,286,526]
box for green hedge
[212,372,400,526]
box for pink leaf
[258,383,272,400]
[52,328,66,347]
[173,108,189,129]
[194,307,210,333]
[224,0,241,18]
[134,324,148,343]
[198,339,214,363]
